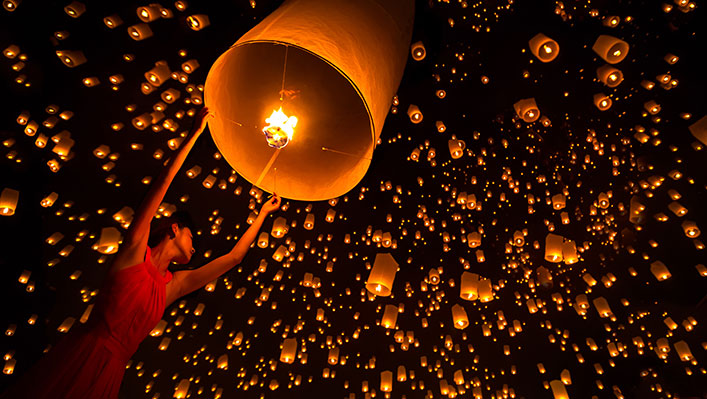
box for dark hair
[147,211,196,248]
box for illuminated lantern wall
[205,0,414,200]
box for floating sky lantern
[365,253,398,297]
[0,188,19,216]
[205,0,414,200]
[592,35,629,64]
[513,98,540,123]
[528,33,559,63]
[410,41,426,61]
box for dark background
[1,0,706,398]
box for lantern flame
[262,107,298,149]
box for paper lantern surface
[205,0,414,200]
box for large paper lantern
[205,0,414,200]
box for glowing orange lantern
[592,35,629,64]
[513,98,540,122]
[0,188,19,215]
[596,65,623,87]
[528,33,559,62]
[205,0,414,200]
[366,253,398,296]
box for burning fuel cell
[262,107,298,149]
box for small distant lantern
[562,240,578,264]
[410,41,426,61]
[145,62,171,87]
[271,216,288,238]
[186,14,210,31]
[513,98,540,122]
[380,370,393,392]
[103,14,123,28]
[448,139,465,159]
[161,88,181,104]
[682,220,700,237]
[82,77,100,87]
[2,0,21,12]
[40,192,58,207]
[64,1,85,18]
[55,50,86,68]
[365,253,398,297]
[174,379,190,398]
[643,100,661,115]
[279,338,297,363]
[596,65,623,87]
[127,23,153,41]
[664,53,679,64]
[407,104,423,124]
[3,45,20,59]
[459,271,479,300]
[435,121,446,132]
[594,93,612,111]
[592,35,629,64]
[381,304,398,328]
[303,213,315,230]
[428,268,440,285]
[467,232,481,248]
[551,194,566,209]
[96,227,121,254]
[528,33,559,63]
[603,15,620,27]
[478,278,493,302]
[137,4,161,22]
[536,266,553,288]
[0,188,19,216]
[182,59,200,74]
[451,304,469,329]
[550,380,569,399]
[545,233,564,262]
[132,113,152,130]
[650,261,671,281]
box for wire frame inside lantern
[205,0,414,200]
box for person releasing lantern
[0,108,281,399]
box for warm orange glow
[262,107,298,149]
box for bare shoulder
[108,242,147,275]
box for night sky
[1,0,706,398]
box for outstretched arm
[171,195,281,299]
[116,108,213,266]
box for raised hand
[261,193,281,215]
[191,107,214,135]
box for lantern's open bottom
[205,41,375,201]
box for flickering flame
[543,44,553,54]
[262,107,298,149]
